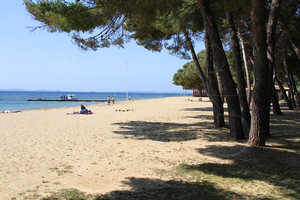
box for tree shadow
[183,107,228,112]
[268,109,300,150]
[92,177,250,200]
[112,121,233,142]
[179,144,300,199]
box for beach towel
[66,112,95,115]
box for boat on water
[28,94,107,102]
[60,94,78,100]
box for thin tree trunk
[275,76,294,109]
[267,0,282,116]
[226,11,251,136]
[184,31,225,127]
[238,30,251,106]
[270,83,282,115]
[288,73,297,108]
[198,0,244,139]
[248,0,270,146]
[290,74,300,108]
[282,37,297,108]
[280,20,300,61]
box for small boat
[60,94,78,100]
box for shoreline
[0,96,191,112]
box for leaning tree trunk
[267,0,282,116]
[291,73,300,108]
[275,76,294,109]
[290,74,300,108]
[227,11,251,136]
[248,0,270,146]
[287,72,297,108]
[198,0,244,139]
[205,33,225,127]
[280,20,300,61]
[238,30,252,106]
[216,72,225,104]
[282,38,297,108]
[270,83,282,115]
[184,31,225,127]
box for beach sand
[0,97,298,199]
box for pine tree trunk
[287,73,297,108]
[205,33,225,127]
[226,11,251,136]
[248,0,269,146]
[275,76,294,109]
[238,30,251,106]
[267,0,282,116]
[198,0,244,139]
[270,82,282,115]
[282,38,297,108]
[290,74,300,108]
[216,72,225,104]
[184,31,225,127]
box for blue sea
[0,91,184,111]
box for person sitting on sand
[80,104,89,114]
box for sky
[0,1,204,93]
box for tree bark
[248,0,269,146]
[282,37,297,108]
[238,30,251,106]
[184,31,225,127]
[275,76,293,109]
[216,72,225,104]
[226,11,251,136]
[291,75,300,108]
[270,83,282,115]
[205,34,225,127]
[198,0,244,139]
[267,0,282,116]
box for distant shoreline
[0,91,191,111]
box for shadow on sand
[40,108,299,200]
[179,108,300,199]
[92,177,249,200]
[112,120,233,142]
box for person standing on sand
[107,96,111,105]
[112,96,115,104]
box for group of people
[74,94,133,114]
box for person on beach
[80,104,89,114]
[129,95,131,101]
[107,96,111,105]
[112,96,115,104]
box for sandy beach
[0,97,299,199]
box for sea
[0,91,185,111]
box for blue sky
[0,1,204,93]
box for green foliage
[24,0,204,56]
[173,63,203,90]
[173,49,237,90]
[173,50,207,90]
[25,0,107,32]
